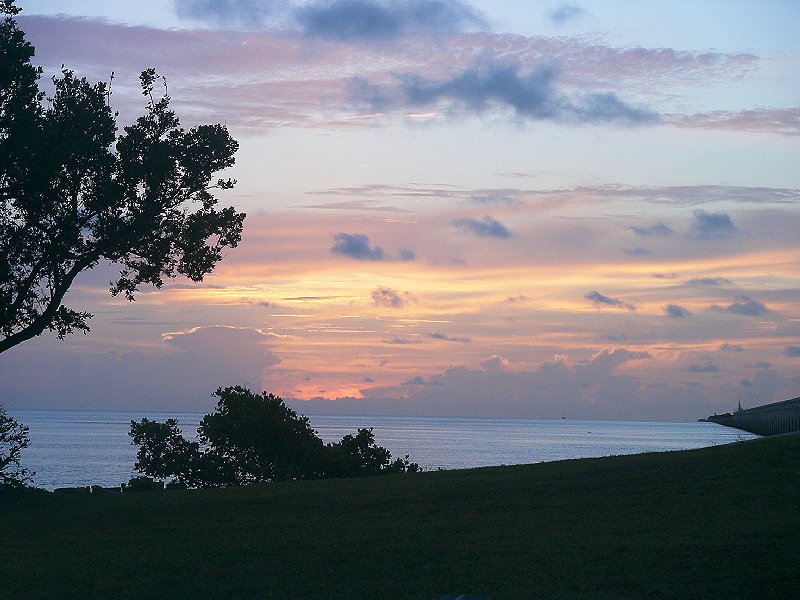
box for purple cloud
[372,287,414,308]
[629,222,673,236]
[330,232,415,261]
[547,3,584,25]
[664,304,691,318]
[784,346,800,357]
[584,291,635,311]
[687,209,739,241]
[453,215,511,239]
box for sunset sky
[2,0,799,420]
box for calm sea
[9,409,758,490]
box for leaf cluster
[129,386,420,487]
[0,404,33,488]
[0,17,245,353]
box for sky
[1,0,799,420]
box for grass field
[4,433,799,599]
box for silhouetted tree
[0,6,245,353]
[0,404,33,487]
[129,386,419,487]
[324,427,420,477]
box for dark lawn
[4,433,799,599]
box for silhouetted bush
[130,386,420,487]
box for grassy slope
[4,434,800,599]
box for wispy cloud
[175,0,486,39]
[357,60,658,124]
[453,215,512,238]
[629,222,673,237]
[372,286,415,308]
[426,331,471,343]
[584,291,635,311]
[667,108,800,137]
[684,277,733,286]
[784,346,800,357]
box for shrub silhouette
[130,386,419,487]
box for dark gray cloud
[584,291,635,311]
[629,222,673,236]
[296,0,486,41]
[784,346,800,357]
[719,295,769,317]
[687,209,739,240]
[453,215,511,238]
[547,2,584,24]
[371,286,414,308]
[175,0,485,38]
[664,304,691,318]
[362,376,375,383]
[330,232,415,261]
[353,61,656,124]
[688,363,719,373]
[426,331,471,343]
[384,336,421,345]
[718,343,743,353]
[623,246,650,257]
[684,277,733,286]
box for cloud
[175,0,486,39]
[0,326,280,411]
[547,3,584,24]
[480,355,510,371]
[453,215,511,238]
[371,286,414,308]
[402,375,427,385]
[623,247,650,257]
[687,209,739,240]
[426,332,471,343]
[584,291,635,311]
[719,295,769,317]
[295,0,486,41]
[384,336,421,345]
[330,232,415,261]
[667,107,800,137]
[363,376,375,383]
[688,363,719,373]
[629,222,673,237]
[174,0,283,28]
[718,343,743,353]
[353,60,656,124]
[784,346,800,357]
[469,193,518,205]
[684,277,732,286]
[664,304,691,318]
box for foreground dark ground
[3,433,799,599]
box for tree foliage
[0,10,245,353]
[0,404,33,488]
[130,386,420,487]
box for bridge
[705,396,800,436]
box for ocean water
[8,409,758,490]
